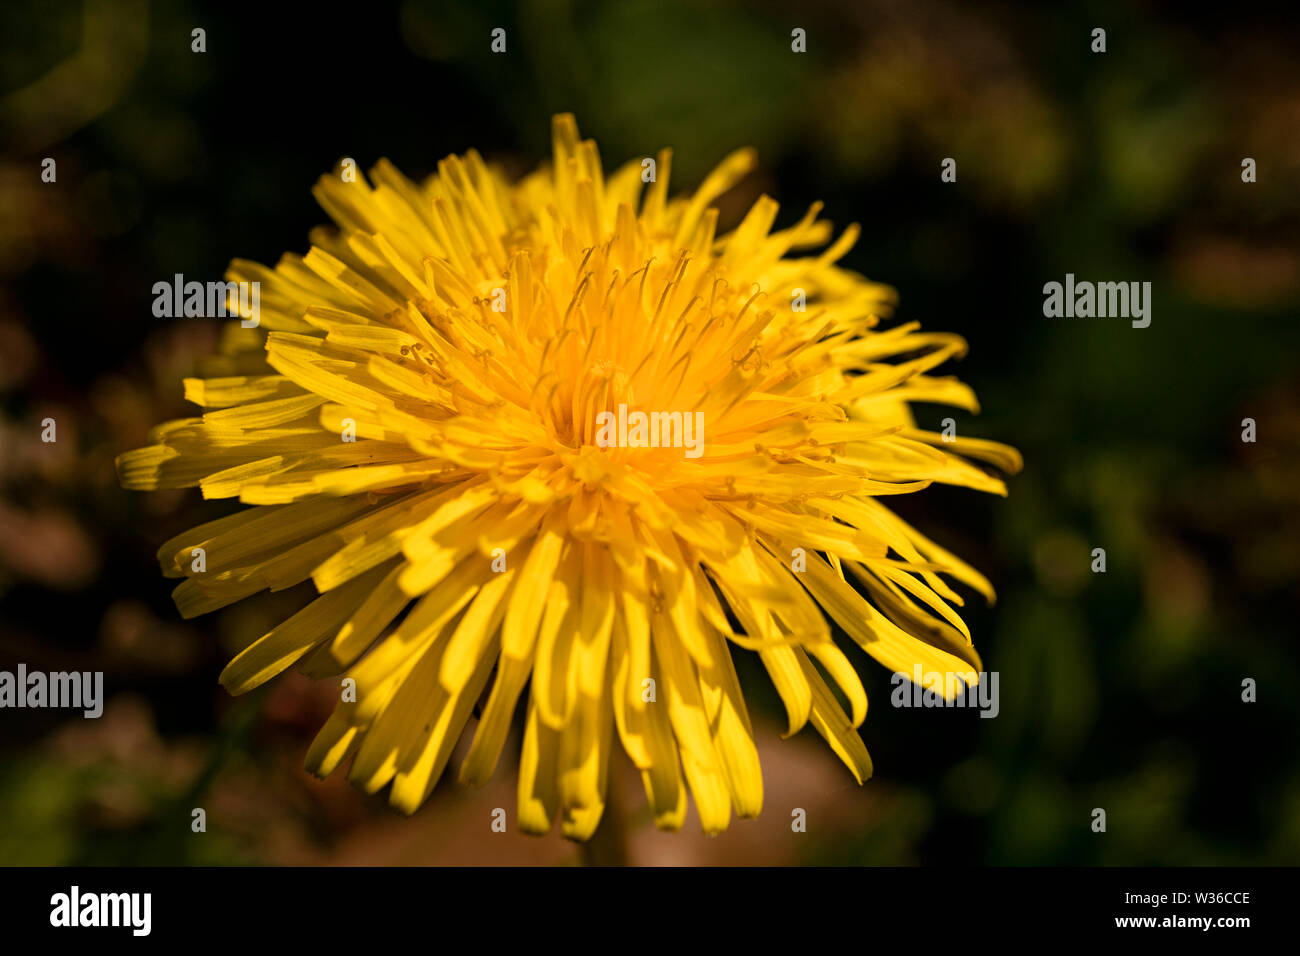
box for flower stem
[578,767,629,866]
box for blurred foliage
[1,0,1298,865]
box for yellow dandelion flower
[118,115,1020,839]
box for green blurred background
[1,0,1297,865]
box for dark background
[1,0,1297,865]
